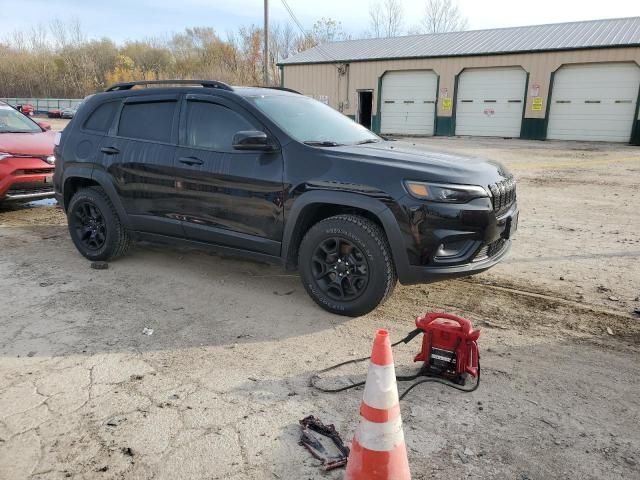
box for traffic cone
[345,329,411,480]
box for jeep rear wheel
[298,214,396,316]
[67,187,130,261]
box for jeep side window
[118,101,176,143]
[83,101,119,133]
[186,101,254,150]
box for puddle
[0,197,59,215]
[26,198,58,207]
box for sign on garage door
[455,67,527,138]
[547,63,640,142]
[380,70,437,135]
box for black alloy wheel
[72,201,107,251]
[311,236,370,301]
[299,214,397,316]
[67,187,130,261]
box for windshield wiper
[303,140,343,147]
[0,131,34,134]
[355,139,380,145]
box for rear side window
[83,101,119,133]
[118,101,176,143]
[186,101,254,150]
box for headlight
[0,152,10,161]
[45,155,56,165]
[404,181,488,203]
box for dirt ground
[1,136,639,480]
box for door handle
[179,156,204,166]
[100,146,120,155]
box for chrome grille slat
[489,177,517,215]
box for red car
[0,101,56,202]
[17,104,34,116]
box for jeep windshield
[247,94,380,146]
[0,104,42,134]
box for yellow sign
[532,96,543,111]
[442,98,452,111]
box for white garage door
[547,63,640,142]
[455,67,527,137]
[380,71,437,135]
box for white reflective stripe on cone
[362,363,399,410]
[354,416,405,452]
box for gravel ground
[1,137,639,480]
[34,116,70,132]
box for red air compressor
[414,312,481,385]
[312,311,481,398]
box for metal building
[278,17,640,144]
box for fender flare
[280,190,410,278]
[61,165,93,209]
[62,166,132,229]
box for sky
[0,0,638,43]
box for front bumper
[0,157,55,202]
[399,238,512,284]
[393,196,518,285]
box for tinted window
[247,94,379,145]
[118,101,176,143]
[83,101,119,132]
[186,101,254,150]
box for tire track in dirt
[376,279,640,343]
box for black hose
[310,329,480,400]
[399,361,480,400]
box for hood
[331,140,512,187]
[0,130,56,157]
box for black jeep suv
[54,80,518,316]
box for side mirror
[38,122,51,131]
[232,131,274,151]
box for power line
[279,0,340,64]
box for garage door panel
[547,63,640,142]
[381,71,437,135]
[455,67,526,138]
[382,102,435,113]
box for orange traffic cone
[345,329,411,480]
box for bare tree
[420,0,468,34]
[368,0,404,38]
[311,17,349,44]
[0,16,345,97]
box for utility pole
[263,0,269,86]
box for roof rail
[105,80,233,92]
[254,86,301,94]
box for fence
[0,98,83,114]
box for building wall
[281,47,640,141]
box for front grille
[7,181,54,195]
[14,168,55,175]
[489,177,516,215]
[487,238,507,257]
[22,168,54,175]
[473,238,507,262]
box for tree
[368,0,404,38]
[311,17,349,44]
[291,17,349,55]
[419,0,468,34]
[0,16,342,97]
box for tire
[67,187,130,261]
[298,214,397,316]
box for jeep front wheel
[298,214,397,316]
